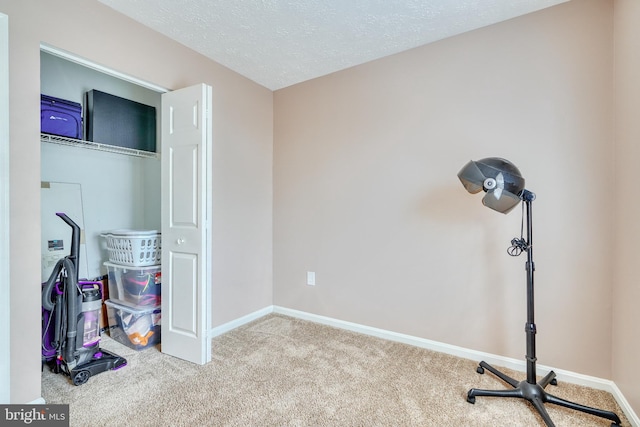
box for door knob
[176,238,185,245]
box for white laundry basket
[102,230,161,267]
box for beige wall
[0,0,273,403]
[274,0,616,383]
[613,0,640,414]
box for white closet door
[161,83,212,365]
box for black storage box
[41,94,83,139]
[85,89,157,152]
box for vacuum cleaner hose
[42,258,65,312]
[42,213,81,311]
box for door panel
[161,83,212,365]
[170,144,198,226]
[169,252,197,335]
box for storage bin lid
[105,298,160,313]
[103,261,161,271]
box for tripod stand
[466,189,622,427]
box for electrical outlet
[306,271,316,286]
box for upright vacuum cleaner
[42,213,127,385]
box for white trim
[0,12,10,404]
[209,306,274,338]
[39,43,168,94]
[203,83,213,364]
[611,382,640,427]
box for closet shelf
[41,133,158,159]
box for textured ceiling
[98,0,568,90]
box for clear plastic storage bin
[104,262,161,307]
[105,299,161,350]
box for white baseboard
[209,306,274,338]
[610,382,640,427]
[209,305,638,426]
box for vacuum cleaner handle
[56,212,80,282]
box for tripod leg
[538,370,557,388]
[545,393,621,425]
[478,361,520,388]
[530,396,556,427]
[468,386,524,403]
